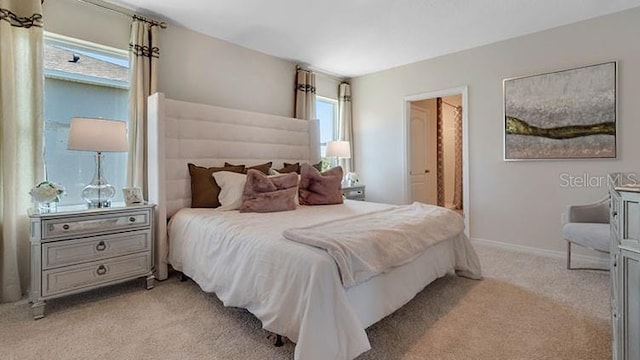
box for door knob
[425,170,430,173]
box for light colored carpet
[0,243,611,360]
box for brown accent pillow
[225,161,272,175]
[278,162,322,174]
[277,162,300,174]
[188,163,245,208]
[299,164,343,205]
[240,170,298,213]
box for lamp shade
[67,117,128,152]
[326,140,351,159]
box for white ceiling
[104,0,640,77]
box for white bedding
[283,202,467,287]
[168,200,481,360]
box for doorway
[404,86,469,234]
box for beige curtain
[452,106,463,210]
[337,82,354,174]
[127,17,159,198]
[295,67,316,120]
[0,0,45,302]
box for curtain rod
[75,0,167,28]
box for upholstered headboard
[147,92,320,280]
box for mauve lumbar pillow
[299,164,343,205]
[240,170,299,213]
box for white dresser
[28,203,155,319]
[610,186,640,360]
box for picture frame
[122,187,144,205]
[503,61,617,160]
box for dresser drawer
[42,230,151,270]
[41,252,151,297]
[42,210,150,240]
[611,192,621,234]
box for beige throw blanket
[282,202,465,287]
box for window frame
[44,32,129,89]
[43,32,130,205]
[315,96,339,169]
[316,95,339,144]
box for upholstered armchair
[562,198,610,270]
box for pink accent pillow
[239,170,298,213]
[299,164,343,205]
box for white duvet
[168,201,481,360]
[283,202,468,287]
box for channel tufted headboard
[147,92,320,280]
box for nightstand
[28,203,155,319]
[342,184,366,201]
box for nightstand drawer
[42,210,150,240]
[42,230,151,270]
[41,252,151,297]
[342,186,365,201]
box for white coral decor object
[346,172,359,184]
[30,181,65,203]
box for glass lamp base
[82,152,116,208]
[86,198,112,208]
[81,183,116,208]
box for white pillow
[212,171,247,210]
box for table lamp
[67,117,128,208]
[326,140,351,167]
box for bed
[146,93,482,360]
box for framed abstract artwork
[503,61,617,160]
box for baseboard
[470,237,610,268]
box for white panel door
[410,104,436,205]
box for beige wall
[44,0,130,50]
[158,26,296,117]
[44,0,296,117]
[352,8,640,253]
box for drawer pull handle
[96,241,106,251]
[96,265,107,276]
[129,217,136,223]
[62,224,70,230]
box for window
[316,96,338,169]
[44,33,130,205]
